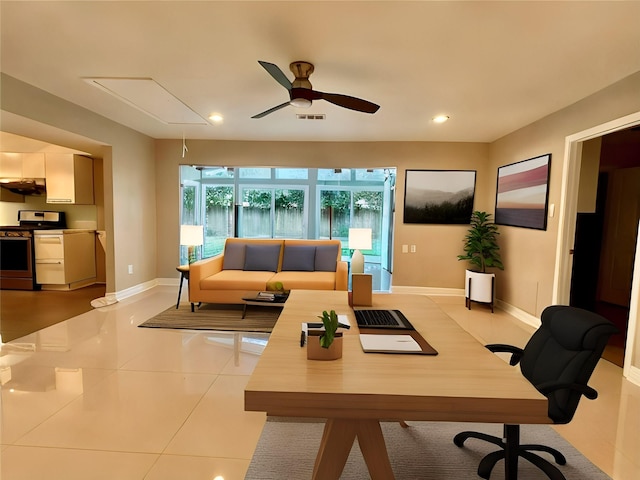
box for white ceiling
[1,1,640,144]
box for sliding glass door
[238,186,308,239]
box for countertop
[33,229,96,235]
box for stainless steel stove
[0,210,67,290]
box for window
[179,166,396,277]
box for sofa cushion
[201,270,275,290]
[282,245,316,271]
[223,242,246,270]
[243,244,281,272]
[315,244,339,271]
[270,271,336,290]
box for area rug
[245,418,611,479]
[138,303,280,333]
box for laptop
[354,309,415,330]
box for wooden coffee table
[241,292,289,318]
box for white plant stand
[465,270,495,313]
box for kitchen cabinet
[0,152,22,177]
[22,153,46,178]
[0,152,45,178]
[34,230,96,290]
[45,154,94,204]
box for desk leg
[357,420,395,479]
[312,419,394,480]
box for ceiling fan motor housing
[252,59,379,118]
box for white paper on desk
[359,334,422,352]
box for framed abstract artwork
[495,154,552,230]
[403,170,476,224]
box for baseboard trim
[627,365,640,386]
[391,285,464,296]
[113,279,158,301]
[495,300,541,329]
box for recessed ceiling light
[209,113,224,123]
[433,115,450,124]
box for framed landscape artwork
[403,170,476,224]
[495,154,552,230]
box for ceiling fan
[252,60,380,119]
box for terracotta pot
[307,332,343,360]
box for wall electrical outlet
[128,264,133,274]
[410,245,417,253]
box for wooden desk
[245,290,549,480]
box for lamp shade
[348,228,372,250]
[180,225,203,246]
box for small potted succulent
[307,309,343,360]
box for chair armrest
[486,344,524,366]
[536,381,598,400]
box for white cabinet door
[45,153,75,203]
[36,261,65,285]
[0,152,22,177]
[34,234,64,259]
[22,153,46,178]
[45,154,94,204]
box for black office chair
[454,305,618,480]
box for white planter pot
[465,270,495,312]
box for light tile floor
[1,286,638,479]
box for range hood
[0,178,46,196]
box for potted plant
[457,211,504,311]
[307,309,343,360]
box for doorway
[555,111,640,375]
[570,132,640,366]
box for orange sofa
[188,238,348,305]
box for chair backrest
[519,305,618,424]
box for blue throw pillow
[243,244,281,272]
[315,244,339,271]
[223,242,246,270]
[282,245,316,271]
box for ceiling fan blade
[251,101,291,119]
[317,91,380,114]
[258,61,292,91]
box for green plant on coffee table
[317,310,339,348]
[266,281,290,294]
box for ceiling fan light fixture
[433,115,450,124]
[289,98,312,108]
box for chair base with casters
[454,424,567,480]
[452,305,618,480]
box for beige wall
[1,74,156,293]
[489,71,640,318]
[155,139,489,287]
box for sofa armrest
[189,255,224,300]
[335,260,348,291]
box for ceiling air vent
[296,114,326,120]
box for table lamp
[180,225,204,264]
[348,228,372,274]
